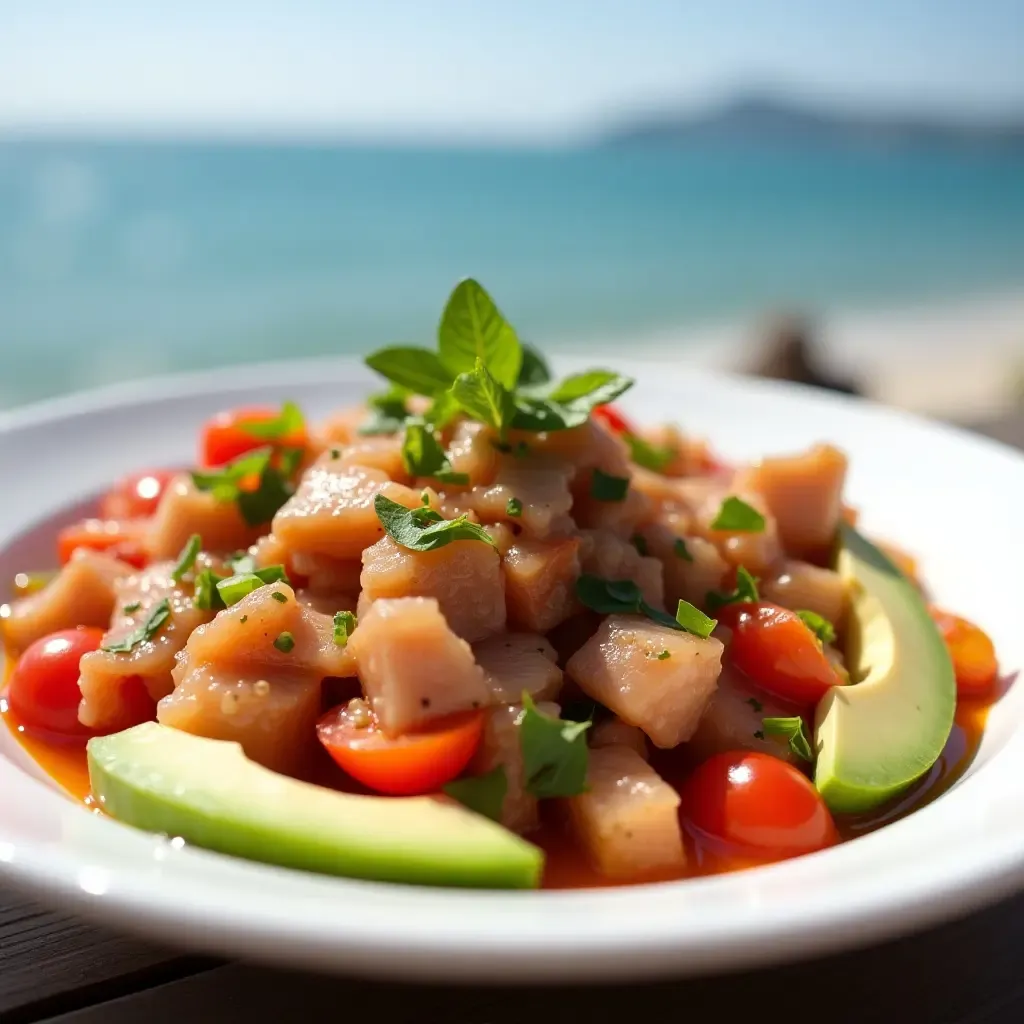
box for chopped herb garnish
[193,569,222,611]
[401,422,469,484]
[590,468,630,502]
[239,615,248,624]
[216,573,272,607]
[506,496,523,518]
[238,400,304,442]
[519,693,591,799]
[191,446,298,527]
[122,601,141,614]
[449,359,518,440]
[333,610,356,647]
[516,343,552,386]
[273,631,295,653]
[170,534,202,582]
[443,765,508,822]
[330,448,341,459]
[359,385,413,435]
[630,533,648,556]
[438,278,523,390]
[710,496,766,533]
[364,347,454,398]
[374,493,495,552]
[657,649,671,660]
[674,599,718,639]
[762,716,814,762]
[101,598,171,653]
[574,575,684,631]
[796,610,837,646]
[511,370,633,433]
[271,591,287,603]
[624,432,675,473]
[746,696,764,713]
[753,729,765,740]
[226,551,256,575]
[673,537,693,561]
[706,566,760,613]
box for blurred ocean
[2,138,1024,408]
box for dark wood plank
[0,892,214,1023]
[42,889,1024,1024]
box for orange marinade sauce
[1,642,997,888]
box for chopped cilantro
[333,610,356,647]
[191,446,298,527]
[709,496,766,533]
[574,575,687,632]
[706,566,760,613]
[624,432,675,472]
[238,400,304,442]
[122,601,141,614]
[519,694,591,799]
[443,766,508,822]
[796,610,837,646]
[170,534,202,582]
[673,537,693,561]
[401,422,469,484]
[271,591,287,603]
[762,716,814,762]
[101,598,171,653]
[273,631,295,654]
[374,493,496,552]
[657,649,671,661]
[590,468,629,502]
[674,599,718,639]
[506,496,523,518]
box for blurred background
[2,1,1023,424]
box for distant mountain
[602,95,1024,149]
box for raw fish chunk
[3,551,131,652]
[590,716,648,758]
[468,459,575,539]
[473,633,562,704]
[578,530,664,609]
[349,597,491,736]
[359,535,506,642]
[566,614,723,748]
[762,559,847,625]
[503,536,581,633]
[639,524,728,609]
[568,745,685,879]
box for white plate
[1,357,1022,983]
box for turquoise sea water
[2,139,1024,407]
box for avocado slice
[814,524,956,814]
[88,723,543,889]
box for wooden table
[3,412,1023,1024]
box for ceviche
[0,280,1002,890]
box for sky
[1,0,1023,142]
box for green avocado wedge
[87,723,543,889]
[814,524,956,814]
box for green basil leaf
[516,343,552,386]
[238,400,305,441]
[170,534,202,582]
[374,493,496,552]
[333,610,357,647]
[365,346,454,397]
[590,468,630,502]
[511,372,634,433]
[548,370,626,405]
[423,389,462,430]
[519,694,591,799]
[359,386,411,436]
[101,598,172,653]
[796,609,837,646]
[443,766,508,822]
[762,716,814,762]
[437,278,522,390]
[706,565,760,613]
[401,422,469,484]
[674,599,718,639]
[625,432,675,472]
[709,496,766,533]
[449,359,517,438]
[192,447,273,494]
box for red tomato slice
[930,608,999,698]
[592,404,636,436]
[317,700,484,796]
[200,406,307,468]
[718,601,844,706]
[6,627,104,736]
[57,519,149,569]
[99,469,176,520]
[681,751,838,859]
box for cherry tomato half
[200,406,306,468]
[718,601,845,706]
[6,627,104,735]
[681,751,838,859]
[57,519,149,569]
[930,608,999,698]
[592,404,636,436]
[317,700,484,796]
[99,469,176,520]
